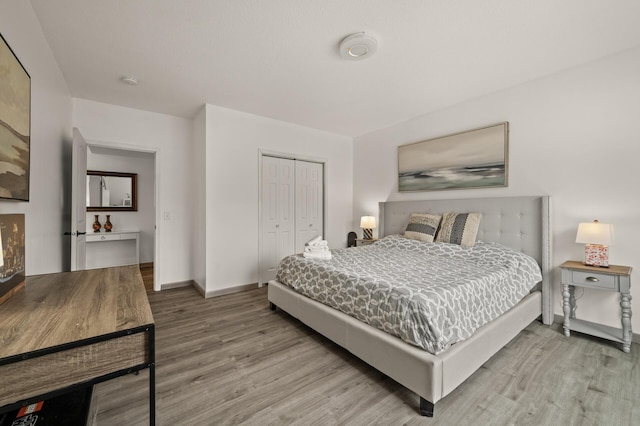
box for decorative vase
[92,215,101,233]
[104,215,113,232]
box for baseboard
[193,280,206,297]
[204,283,258,298]
[553,314,639,344]
[160,280,195,291]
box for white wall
[0,1,73,275]
[354,46,640,334]
[192,107,206,289]
[86,149,155,263]
[72,98,194,286]
[203,104,353,293]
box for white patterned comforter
[275,235,542,354]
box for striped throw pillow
[404,213,442,242]
[435,212,482,248]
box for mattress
[275,235,542,354]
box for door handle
[64,231,87,237]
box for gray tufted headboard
[379,196,553,324]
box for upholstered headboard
[379,196,553,324]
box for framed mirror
[86,170,137,212]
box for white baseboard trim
[552,314,638,344]
[161,280,259,299]
[192,280,206,297]
[204,283,258,298]
[160,280,194,291]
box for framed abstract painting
[0,33,31,201]
[398,122,508,192]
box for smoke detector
[339,33,378,61]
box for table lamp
[360,216,377,240]
[575,220,613,267]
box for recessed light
[339,33,378,61]
[121,76,139,85]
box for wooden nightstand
[560,260,632,353]
[355,238,378,247]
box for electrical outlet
[163,211,170,220]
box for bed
[267,196,552,416]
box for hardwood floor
[94,286,640,425]
[139,262,153,292]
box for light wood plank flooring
[94,286,639,425]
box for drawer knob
[586,276,599,282]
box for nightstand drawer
[570,270,616,290]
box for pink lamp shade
[575,220,613,267]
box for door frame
[86,139,162,292]
[257,149,327,287]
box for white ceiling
[30,0,640,137]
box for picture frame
[398,122,508,192]
[0,33,31,201]
[0,214,26,305]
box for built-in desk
[86,230,140,269]
[0,265,155,424]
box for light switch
[163,211,171,220]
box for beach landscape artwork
[0,34,30,201]
[398,122,508,192]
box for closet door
[295,161,324,253]
[260,156,295,283]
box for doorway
[71,130,160,290]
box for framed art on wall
[0,33,31,201]
[398,122,508,192]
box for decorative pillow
[403,213,442,242]
[435,212,482,248]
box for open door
[70,128,87,271]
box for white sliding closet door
[295,160,324,254]
[260,156,295,283]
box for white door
[70,128,88,271]
[295,161,323,253]
[260,156,295,283]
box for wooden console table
[0,265,155,424]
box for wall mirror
[87,170,137,212]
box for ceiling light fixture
[339,32,378,61]
[121,76,139,86]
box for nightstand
[355,238,378,247]
[559,260,632,353]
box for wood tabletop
[560,260,632,276]
[0,265,154,360]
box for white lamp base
[584,244,609,267]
